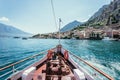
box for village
[32,26,120,41]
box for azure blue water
[0,37,120,80]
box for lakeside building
[112,30,120,39]
[32,27,120,40]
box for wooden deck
[33,64,46,80]
[33,54,75,80]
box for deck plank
[33,64,46,80]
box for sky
[0,0,112,34]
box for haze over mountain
[0,23,31,37]
[60,20,82,32]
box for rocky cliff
[85,0,120,28]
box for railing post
[0,49,51,79]
[12,65,15,73]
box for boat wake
[82,58,120,80]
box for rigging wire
[50,0,58,30]
[51,0,61,44]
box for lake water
[0,37,120,80]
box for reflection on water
[0,37,120,79]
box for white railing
[0,47,114,80]
[68,50,114,80]
[0,50,48,80]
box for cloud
[0,17,9,22]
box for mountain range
[60,20,82,32]
[85,0,120,28]
[61,0,120,32]
[89,5,108,21]
[0,23,31,37]
[1,0,119,36]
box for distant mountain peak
[0,23,31,37]
[60,20,82,32]
[72,20,79,22]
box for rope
[51,0,61,44]
[50,0,58,30]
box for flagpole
[59,18,61,44]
